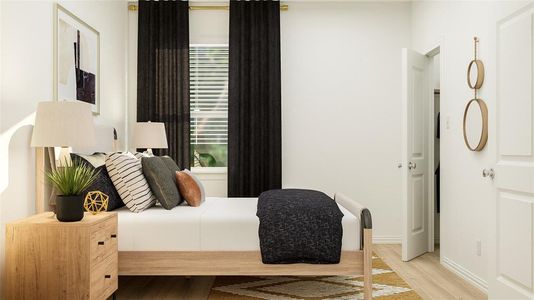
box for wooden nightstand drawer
[90,216,118,265]
[6,212,118,300]
[90,253,118,300]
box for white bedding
[116,197,360,251]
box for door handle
[408,162,417,170]
[482,168,495,179]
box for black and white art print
[56,5,100,114]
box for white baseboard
[441,256,488,293]
[372,236,401,244]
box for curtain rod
[128,3,288,11]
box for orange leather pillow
[175,169,205,207]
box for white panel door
[401,48,430,262]
[491,5,534,299]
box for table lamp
[133,121,168,155]
[31,101,96,163]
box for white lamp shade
[31,101,96,148]
[133,122,168,149]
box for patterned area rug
[208,255,421,300]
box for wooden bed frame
[35,126,374,299]
[117,230,373,299]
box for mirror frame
[467,59,485,89]
[463,98,488,151]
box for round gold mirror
[467,59,485,89]
[463,99,488,151]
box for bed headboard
[35,124,118,213]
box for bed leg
[363,228,373,300]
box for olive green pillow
[160,156,181,179]
[142,156,182,209]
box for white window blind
[190,45,228,145]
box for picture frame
[54,4,100,115]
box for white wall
[0,0,128,293]
[281,2,411,241]
[411,0,529,289]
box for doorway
[432,54,440,252]
[401,46,440,262]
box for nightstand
[5,212,118,300]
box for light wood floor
[374,244,486,300]
[116,244,486,299]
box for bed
[34,125,373,299]
[116,197,360,252]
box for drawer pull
[104,275,111,279]
[111,234,117,238]
[98,241,105,246]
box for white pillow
[184,169,206,204]
[105,152,156,213]
[71,152,106,168]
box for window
[190,45,228,167]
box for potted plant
[46,158,99,222]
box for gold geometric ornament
[84,191,109,215]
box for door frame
[426,45,440,254]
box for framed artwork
[55,5,100,114]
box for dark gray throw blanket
[257,189,344,264]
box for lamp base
[56,147,72,166]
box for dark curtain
[228,0,282,197]
[137,0,190,169]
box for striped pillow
[134,152,151,159]
[105,152,156,213]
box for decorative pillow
[71,152,106,167]
[105,152,156,213]
[134,151,153,159]
[142,156,182,209]
[175,169,205,207]
[71,153,124,211]
[160,155,181,183]
[160,156,181,173]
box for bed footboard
[335,193,373,300]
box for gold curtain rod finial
[128,4,138,11]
